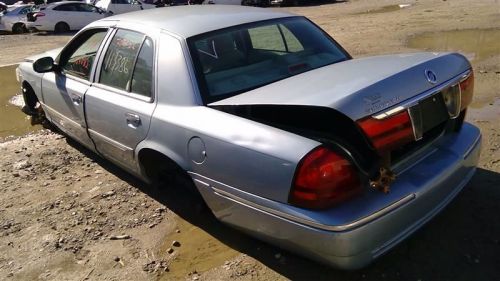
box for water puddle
[468,98,500,122]
[407,28,500,61]
[354,4,410,15]
[159,218,239,280]
[0,64,42,140]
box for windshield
[188,17,350,104]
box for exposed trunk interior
[210,104,381,180]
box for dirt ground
[0,0,499,280]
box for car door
[41,28,109,150]
[51,3,80,30]
[85,29,155,171]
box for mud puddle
[159,218,238,280]
[407,28,500,61]
[353,4,410,15]
[468,98,500,122]
[0,64,41,140]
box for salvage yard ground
[0,0,499,280]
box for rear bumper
[191,122,481,269]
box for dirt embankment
[0,0,499,280]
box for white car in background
[203,0,282,7]
[0,4,33,33]
[27,1,110,33]
[93,0,155,15]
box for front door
[42,28,109,150]
[85,29,156,172]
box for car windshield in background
[188,17,350,104]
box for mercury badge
[425,69,437,84]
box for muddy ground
[0,0,499,280]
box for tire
[21,82,51,128]
[54,22,70,34]
[12,23,26,34]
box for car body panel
[16,6,481,269]
[193,122,481,268]
[41,73,96,149]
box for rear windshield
[187,16,350,104]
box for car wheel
[21,82,51,128]
[12,23,26,34]
[54,22,70,34]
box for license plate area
[419,93,449,133]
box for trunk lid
[209,52,471,121]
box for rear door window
[53,4,78,11]
[130,38,154,97]
[99,29,154,98]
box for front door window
[60,29,108,80]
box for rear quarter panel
[142,105,320,203]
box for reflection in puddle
[468,98,500,122]
[354,5,406,15]
[159,218,238,280]
[0,64,42,140]
[407,29,500,61]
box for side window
[19,7,31,15]
[248,25,285,52]
[61,29,107,80]
[54,4,77,11]
[131,38,154,97]
[77,4,97,12]
[100,30,144,92]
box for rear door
[85,29,156,171]
[52,3,80,30]
[75,3,105,29]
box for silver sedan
[16,6,481,269]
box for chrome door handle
[70,93,82,105]
[125,113,141,128]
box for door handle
[69,93,82,105]
[125,112,141,128]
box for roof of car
[46,1,89,8]
[101,6,296,38]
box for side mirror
[33,57,55,73]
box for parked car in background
[0,4,33,33]
[26,1,110,32]
[203,0,282,6]
[1,0,23,5]
[16,6,481,269]
[93,0,155,15]
[0,2,7,13]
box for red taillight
[34,12,45,18]
[459,71,474,110]
[289,146,362,209]
[357,110,414,154]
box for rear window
[188,17,349,104]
